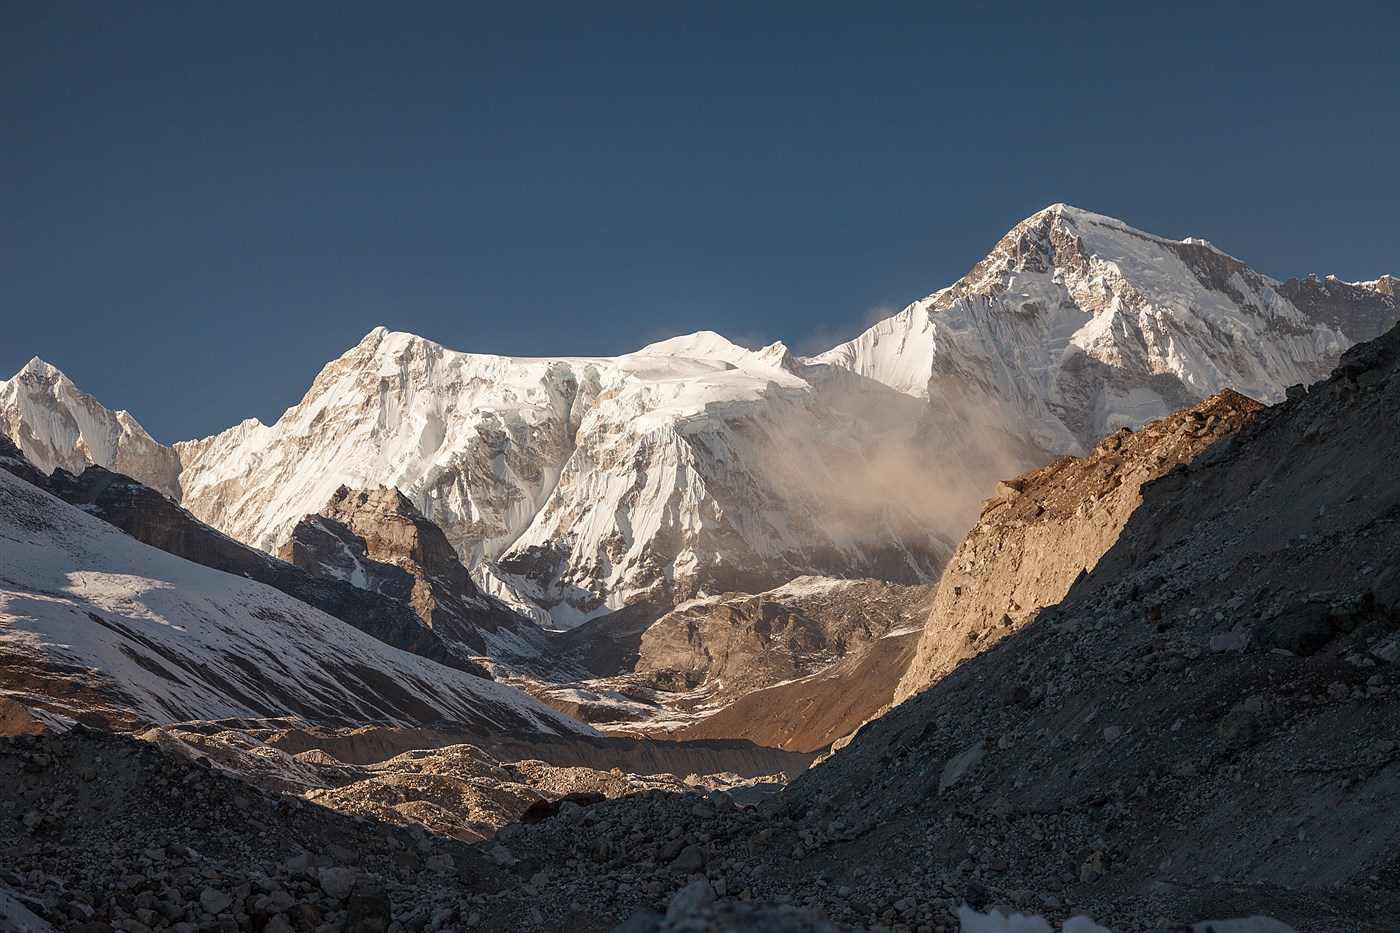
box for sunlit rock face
[894,388,1264,705]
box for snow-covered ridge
[0,469,594,734]
[3,205,1392,627]
[159,325,942,626]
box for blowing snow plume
[757,368,1044,584]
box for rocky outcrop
[0,431,49,488]
[525,579,934,752]
[894,389,1264,703]
[639,577,932,700]
[279,486,547,662]
[669,625,922,753]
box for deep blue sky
[3,1,1397,443]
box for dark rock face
[280,486,545,661]
[0,441,486,678]
[1278,274,1399,343]
[0,432,49,488]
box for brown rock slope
[638,579,932,701]
[530,578,933,752]
[894,388,1263,704]
[670,623,922,753]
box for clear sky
[2,0,1397,443]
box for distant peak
[339,326,447,364]
[634,330,746,359]
[757,340,795,369]
[1015,204,1243,262]
[354,325,392,348]
[1351,274,1397,297]
[1025,202,1122,229]
[12,357,67,382]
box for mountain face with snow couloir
[2,205,1394,628]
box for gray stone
[198,888,232,915]
[318,865,359,900]
[1210,629,1250,653]
[939,742,985,792]
[664,878,717,923]
[670,844,706,874]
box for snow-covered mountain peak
[628,330,798,376]
[811,205,1381,452]
[634,330,743,359]
[331,326,456,374]
[756,339,796,369]
[1,356,181,495]
[1027,201,1117,227]
[15,356,65,381]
